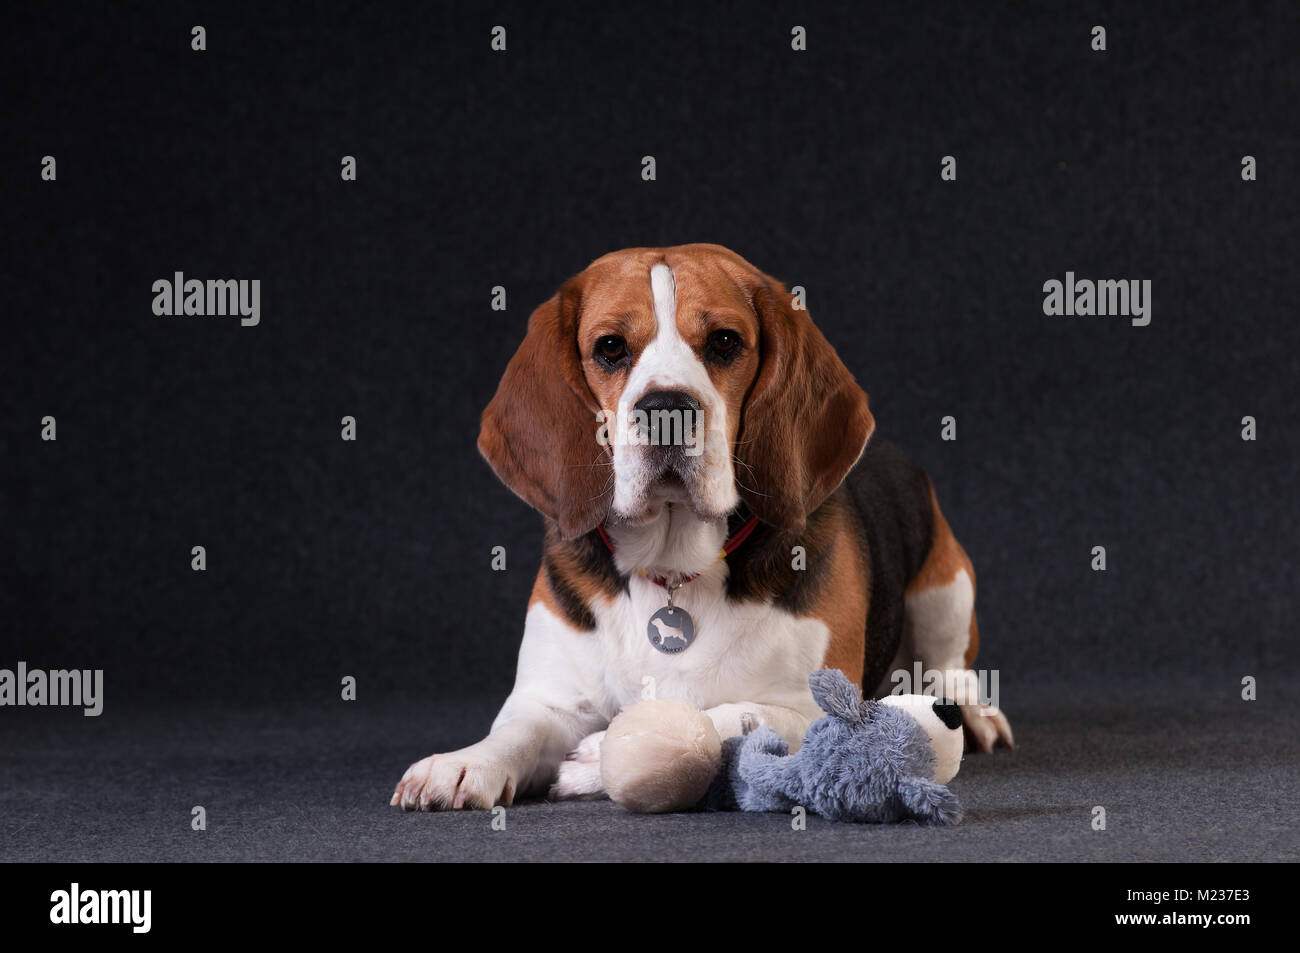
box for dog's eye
[595,335,628,366]
[706,329,742,361]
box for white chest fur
[500,504,829,741]
[509,519,829,741]
[515,580,828,726]
[591,569,829,716]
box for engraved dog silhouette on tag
[647,606,695,654]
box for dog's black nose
[633,391,703,448]
[634,390,701,415]
[932,700,963,730]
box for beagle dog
[392,243,1013,811]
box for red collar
[595,515,761,590]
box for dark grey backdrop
[4,0,1298,717]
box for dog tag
[647,605,695,654]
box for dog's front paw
[548,730,607,800]
[960,703,1014,753]
[391,744,517,811]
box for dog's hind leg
[903,487,1013,753]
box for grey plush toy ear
[808,669,867,723]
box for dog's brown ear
[478,281,611,539]
[736,278,874,533]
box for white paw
[549,759,607,800]
[390,743,518,811]
[569,730,605,763]
[548,731,607,800]
[960,703,1015,753]
[705,703,764,740]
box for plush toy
[600,698,722,813]
[599,669,965,824]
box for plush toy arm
[731,727,807,813]
[895,775,963,826]
[703,702,814,749]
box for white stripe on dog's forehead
[650,263,676,337]
[637,263,698,387]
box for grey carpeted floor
[2,678,1295,862]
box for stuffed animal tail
[896,776,963,825]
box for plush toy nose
[932,700,963,730]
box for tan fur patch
[815,519,869,684]
[906,487,980,668]
[527,527,623,631]
[527,569,552,611]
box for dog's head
[478,244,874,538]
